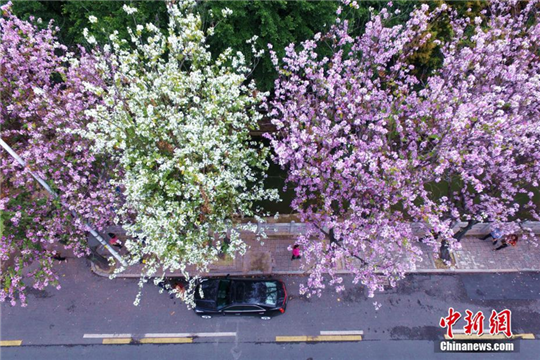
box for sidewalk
[91,223,540,278]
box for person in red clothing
[493,234,518,251]
[507,234,519,247]
[108,232,123,249]
[291,244,301,260]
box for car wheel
[260,316,271,320]
[201,315,212,319]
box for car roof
[230,279,279,306]
[195,278,281,308]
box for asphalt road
[1,260,539,360]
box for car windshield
[217,280,231,308]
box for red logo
[440,308,513,338]
[440,307,461,338]
[464,310,485,335]
[489,309,512,338]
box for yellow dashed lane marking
[445,333,535,340]
[140,337,193,344]
[102,338,132,345]
[276,335,362,342]
[0,340,22,347]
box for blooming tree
[415,0,540,240]
[267,0,540,298]
[82,1,278,306]
[0,5,120,306]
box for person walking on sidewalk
[291,244,301,260]
[480,227,503,245]
[52,252,67,262]
[507,234,519,247]
[493,234,518,251]
[108,232,123,250]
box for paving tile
[96,226,540,276]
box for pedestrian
[507,234,519,247]
[52,252,67,262]
[291,244,301,260]
[493,239,508,251]
[138,236,148,264]
[493,234,518,251]
[480,227,503,245]
[219,236,231,257]
[173,283,185,298]
[108,232,123,249]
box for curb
[90,261,114,277]
[90,261,540,279]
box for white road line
[320,330,364,336]
[83,334,132,339]
[144,332,237,338]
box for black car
[194,278,287,320]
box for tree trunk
[440,240,451,262]
[454,220,478,242]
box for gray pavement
[92,224,540,279]
[3,341,540,360]
[1,259,539,359]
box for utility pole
[0,138,128,267]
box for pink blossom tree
[0,5,120,306]
[415,0,540,240]
[266,0,540,298]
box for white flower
[83,28,96,44]
[88,15,98,24]
[123,5,138,15]
[246,35,258,44]
[82,1,280,309]
[221,8,233,17]
[145,23,159,33]
[68,58,80,67]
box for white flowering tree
[82,1,278,306]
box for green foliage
[5,0,491,89]
[198,0,425,91]
[61,1,168,46]
[6,1,168,47]
[0,211,5,238]
[197,1,339,91]
[5,0,71,42]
